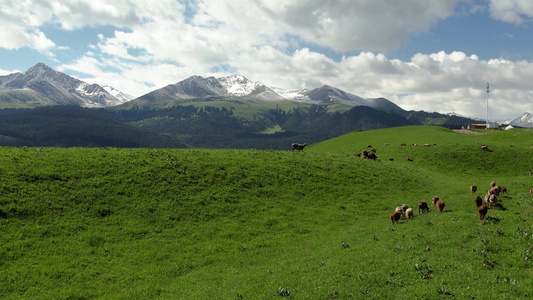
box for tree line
[0,104,475,149]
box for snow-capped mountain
[102,85,135,103]
[0,64,404,113]
[136,75,404,113]
[508,112,533,128]
[270,87,309,100]
[0,63,130,108]
[216,74,262,96]
[217,74,285,100]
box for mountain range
[0,63,403,113]
[0,63,128,108]
[134,74,405,114]
[0,63,532,128]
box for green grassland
[1,126,533,299]
[119,97,355,117]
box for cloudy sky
[1,0,532,120]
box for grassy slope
[117,98,354,119]
[1,126,533,299]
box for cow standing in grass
[291,143,307,152]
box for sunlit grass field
[1,126,533,299]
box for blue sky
[1,0,532,120]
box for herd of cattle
[288,142,530,224]
[389,181,509,224]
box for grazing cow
[431,196,440,206]
[418,201,429,214]
[474,196,483,207]
[501,186,507,194]
[435,200,446,213]
[470,184,477,194]
[407,157,414,162]
[291,143,307,152]
[474,196,488,220]
[405,208,414,220]
[485,191,498,210]
[362,150,379,160]
[490,185,501,196]
[475,196,488,220]
[390,210,403,224]
[477,203,488,220]
[530,188,533,194]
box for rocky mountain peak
[509,112,533,128]
[25,63,62,78]
[0,63,129,108]
[217,74,262,97]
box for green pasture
[1,126,533,299]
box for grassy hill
[1,126,533,299]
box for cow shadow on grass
[494,203,507,210]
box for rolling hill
[1,126,533,299]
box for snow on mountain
[102,85,135,103]
[508,112,533,128]
[446,112,464,117]
[0,63,127,108]
[217,74,261,96]
[133,74,405,113]
[305,85,373,106]
[269,87,309,100]
[76,82,129,107]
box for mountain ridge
[0,63,128,108]
[133,74,405,113]
[508,112,533,128]
[0,63,529,126]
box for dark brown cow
[291,143,307,151]
[418,201,429,214]
[470,184,477,194]
[477,203,488,220]
[474,196,483,207]
[475,196,488,220]
[390,210,402,225]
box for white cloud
[0,23,55,50]
[195,0,461,52]
[489,0,533,25]
[2,1,533,120]
[0,67,21,76]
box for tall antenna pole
[486,82,489,129]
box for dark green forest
[0,104,475,149]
